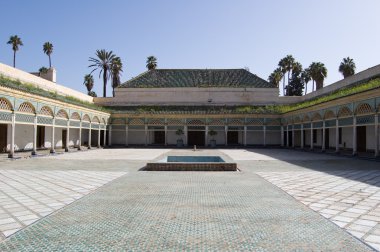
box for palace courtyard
[0,148,378,251]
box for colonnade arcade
[283,99,380,157]
[0,96,109,158]
[109,116,282,147]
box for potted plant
[208,129,217,147]
[175,128,184,147]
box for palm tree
[268,67,283,88]
[301,68,311,95]
[339,57,356,78]
[278,55,295,95]
[111,57,123,97]
[146,56,157,70]
[292,62,303,75]
[284,55,295,84]
[309,62,328,90]
[83,74,94,95]
[43,42,53,68]
[7,35,23,67]
[89,49,116,97]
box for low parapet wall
[0,63,93,103]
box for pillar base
[352,152,358,156]
[8,153,14,158]
[88,146,92,150]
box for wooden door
[227,131,239,145]
[62,130,67,149]
[188,131,205,146]
[154,131,165,145]
[357,126,366,152]
[37,126,45,148]
[0,124,7,153]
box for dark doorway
[284,131,287,146]
[325,128,330,150]
[62,130,67,149]
[188,131,205,146]
[227,131,239,145]
[303,130,306,147]
[0,124,7,153]
[288,131,293,146]
[357,126,366,152]
[100,131,104,146]
[154,131,165,145]
[37,126,45,148]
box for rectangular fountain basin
[145,156,237,171]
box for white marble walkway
[257,171,380,250]
[0,170,126,239]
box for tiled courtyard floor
[0,148,378,251]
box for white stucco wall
[246,131,264,145]
[128,130,145,145]
[167,131,185,145]
[266,131,281,145]
[95,87,279,106]
[69,128,80,147]
[341,127,353,149]
[367,126,375,151]
[8,124,33,151]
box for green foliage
[285,72,304,96]
[339,57,356,78]
[146,56,157,70]
[175,128,184,135]
[208,130,217,136]
[279,78,380,113]
[39,67,49,74]
[0,75,108,112]
[88,91,97,97]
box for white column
[281,126,284,147]
[335,118,339,153]
[286,125,289,147]
[301,124,304,149]
[244,126,247,146]
[184,125,188,147]
[8,112,15,158]
[353,116,357,156]
[50,118,55,153]
[205,125,209,147]
[108,125,112,147]
[310,123,314,150]
[292,125,295,148]
[65,120,70,152]
[144,124,148,146]
[322,120,326,152]
[164,125,168,146]
[97,123,101,148]
[225,125,228,146]
[263,125,267,147]
[103,126,107,147]
[88,123,92,149]
[125,125,129,147]
[78,121,82,150]
[32,115,37,155]
[375,114,379,157]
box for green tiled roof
[120,69,274,88]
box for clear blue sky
[1,0,380,97]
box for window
[313,129,317,143]
[339,128,342,144]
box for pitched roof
[120,69,274,88]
